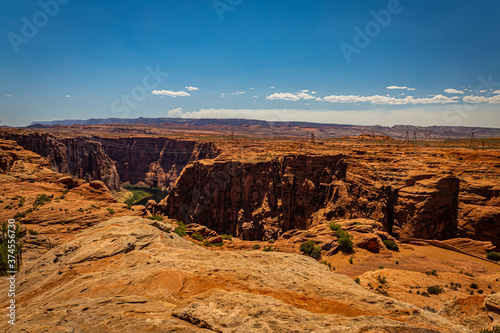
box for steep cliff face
[3,132,121,190]
[159,155,465,241]
[161,155,347,240]
[2,131,220,191]
[95,137,219,188]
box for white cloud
[185,86,199,91]
[222,91,246,97]
[494,90,500,94]
[253,96,258,98]
[168,107,183,117]
[249,88,254,90]
[151,90,190,97]
[386,86,416,90]
[480,90,487,93]
[5,94,13,97]
[65,95,71,98]
[266,93,300,101]
[296,92,315,100]
[444,88,464,94]
[177,105,500,127]
[463,94,500,104]
[321,94,458,105]
[301,90,309,93]
[269,86,276,89]
[311,91,317,94]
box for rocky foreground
[0,216,486,333]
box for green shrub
[354,277,360,284]
[34,194,52,208]
[174,221,187,237]
[191,233,204,241]
[77,208,84,212]
[379,265,384,269]
[486,252,500,261]
[252,244,261,250]
[383,240,399,251]
[267,239,275,244]
[470,283,479,289]
[376,275,387,284]
[14,212,26,220]
[263,246,273,252]
[427,285,444,295]
[464,272,474,277]
[299,240,321,259]
[106,207,115,215]
[348,256,353,264]
[328,223,341,231]
[424,269,438,276]
[421,291,430,297]
[28,229,39,235]
[221,234,233,240]
[336,229,354,252]
[480,326,500,333]
[148,215,163,221]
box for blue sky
[1,0,499,127]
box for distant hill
[28,117,500,140]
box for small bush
[395,260,399,265]
[13,212,26,220]
[299,240,321,259]
[486,252,500,261]
[377,275,387,285]
[263,246,273,252]
[106,207,115,215]
[383,240,399,251]
[425,269,438,276]
[423,306,437,313]
[191,233,204,241]
[348,256,353,264]
[174,221,187,237]
[421,292,430,297]
[354,277,360,284]
[252,244,261,250]
[470,283,479,289]
[148,215,163,221]
[379,265,384,269]
[221,234,233,240]
[328,223,341,231]
[336,229,354,252]
[464,272,474,277]
[427,285,444,295]
[480,327,500,333]
[34,194,52,208]
[77,208,84,212]
[28,229,39,235]
[478,289,484,294]
[267,239,275,244]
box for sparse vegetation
[267,239,275,244]
[221,234,233,240]
[383,239,399,251]
[423,306,437,313]
[77,208,85,212]
[376,275,387,285]
[480,327,500,333]
[421,292,430,297]
[34,194,52,208]
[486,251,500,261]
[299,240,321,259]
[348,256,353,264]
[106,207,115,215]
[395,260,399,265]
[174,221,187,237]
[262,246,273,252]
[470,282,479,289]
[328,222,341,231]
[148,215,163,221]
[1,221,25,275]
[427,285,444,295]
[28,229,39,235]
[379,265,384,269]
[191,233,204,242]
[464,272,474,277]
[424,269,438,276]
[335,229,354,252]
[252,244,261,250]
[354,277,360,284]
[320,260,334,270]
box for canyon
[1,124,499,332]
